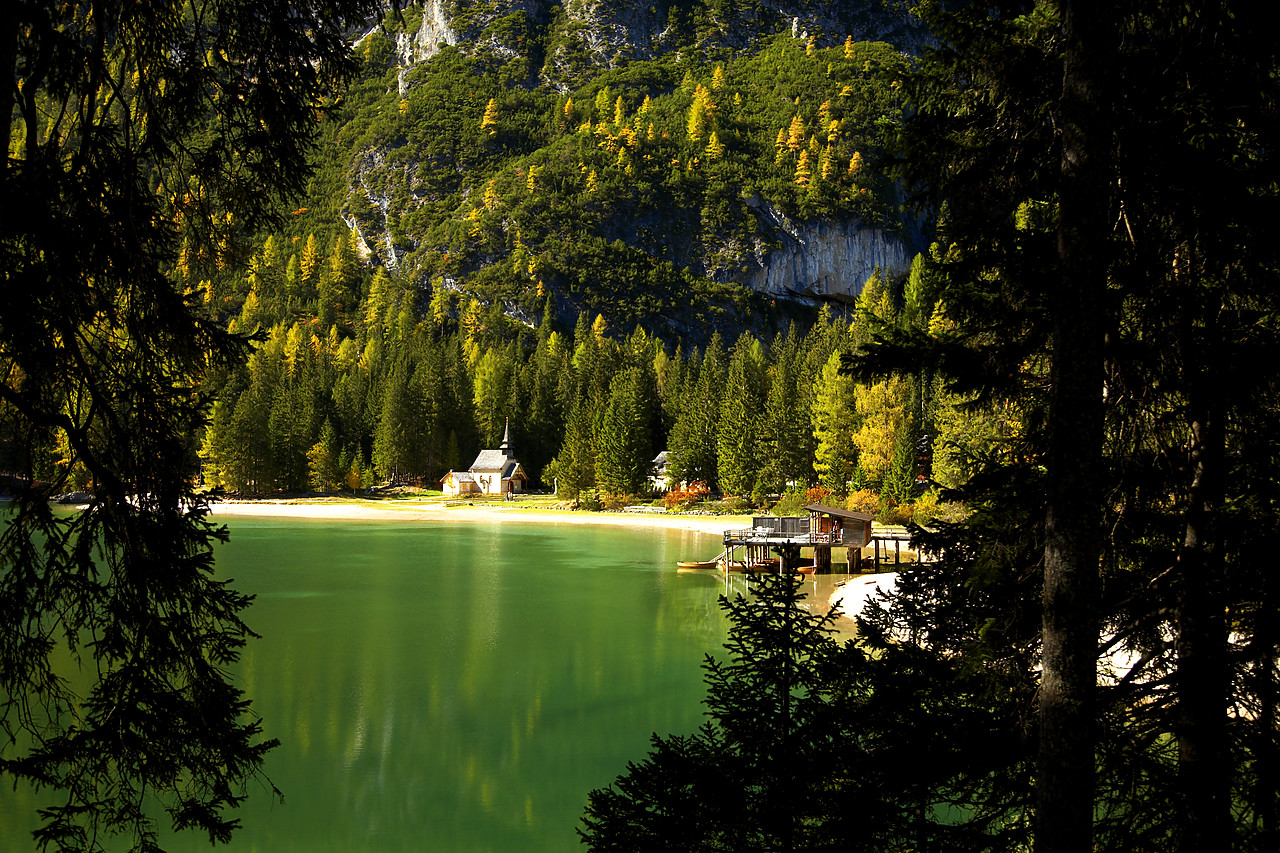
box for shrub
[602,492,630,511]
[805,484,834,506]
[845,489,879,516]
[663,481,709,511]
[770,488,809,516]
[878,502,913,525]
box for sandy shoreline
[207,498,748,537]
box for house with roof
[441,420,528,498]
[649,450,673,492]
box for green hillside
[183,1,933,498]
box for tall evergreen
[667,332,726,490]
[811,350,858,498]
[716,333,766,498]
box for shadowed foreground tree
[0,1,377,849]
[584,2,1278,852]
[580,564,857,852]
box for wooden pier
[722,504,873,575]
[718,506,929,575]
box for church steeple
[499,418,511,455]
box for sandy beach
[207,497,749,537]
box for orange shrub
[663,481,709,510]
[805,485,834,506]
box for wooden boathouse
[722,504,874,574]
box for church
[440,420,528,498]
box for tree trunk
[1038,2,1114,851]
[1,1,18,168]
[1175,331,1230,852]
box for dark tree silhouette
[0,1,378,849]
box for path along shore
[207,498,749,537]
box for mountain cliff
[281,0,925,340]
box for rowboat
[676,560,718,571]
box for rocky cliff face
[394,0,459,93]
[544,0,928,84]
[744,200,912,301]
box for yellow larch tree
[787,114,805,150]
[704,130,724,160]
[480,97,499,135]
[711,65,726,90]
[794,150,812,186]
[594,86,612,118]
[300,233,320,284]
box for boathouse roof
[804,503,874,522]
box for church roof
[469,449,509,472]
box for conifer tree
[597,367,652,497]
[300,232,321,287]
[794,150,812,186]
[481,97,499,135]
[716,334,766,498]
[704,130,725,160]
[668,334,726,491]
[812,350,858,497]
[787,114,806,150]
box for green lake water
[1,516,733,852]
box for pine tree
[594,85,612,117]
[597,367,652,497]
[668,334,726,490]
[582,571,850,850]
[300,232,320,286]
[811,350,857,497]
[716,334,766,498]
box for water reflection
[162,518,730,852]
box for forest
[167,9,944,520]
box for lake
[2,515,734,852]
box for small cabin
[804,503,873,549]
